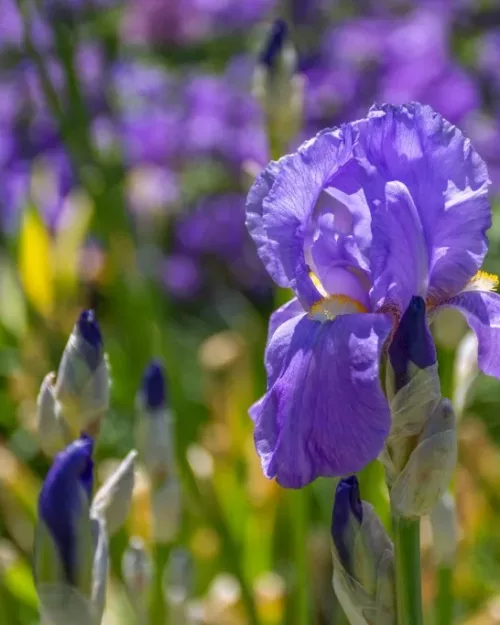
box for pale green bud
[331,477,395,625]
[36,373,70,457]
[91,451,137,535]
[382,366,457,518]
[54,311,109,438]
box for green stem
[288,489,311,625]
[150,542,171,625]
[393,516,423,625]
[435,566,453,625]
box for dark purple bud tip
[78,310,102,349]
[389,295,436,392]
[332,476,363,569]
[142,360,166,410]
[38,436,94,584]
[259,19,288,69]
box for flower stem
[288,489,311,625]
[150,542,171,625]
[393,516,423,625]
[435,565,453,625]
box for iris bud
[54,310,109,438]
[388,296,436,395]
[122,537,152,621]
[36,436,95,591]
[331,477,395,625]
[136,360,175,478]
[383,297,457,518]
[253,19,303,158]
[163,549,193,624]
[37,373,70,457]
[91,450,137,535]
[136,360,181,544]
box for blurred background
[2,0,500,623]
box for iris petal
[360,103,491,302]
[250,312,392,487]
[442,291,500,378]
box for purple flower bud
[259,19,288,69]
[141,360,166,410]
[37,435,94,584]
[77,310,102,370]
[331,476,363,572]
[389,296,436,392]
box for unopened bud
[253,19,303,157]
[383,297,456,518]
[388,296,436,396]
[430,492,458,566]
[331,477,395,625]
[35,436,114,625]
[163,549,193,623]
[122,537,152,621]
[37,373,70,457]
[136,360,176,479]
[384,387,457,518]
[54,310,109,438]
[91,451,137,535]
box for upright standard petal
[251,312,392,487]
[442,291,500,378]
[359,103,491,302]
[368,181,429,313]
[246,126,357,307]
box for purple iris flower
[37,435,94,584]
[246,102,500,488]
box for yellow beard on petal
[308,294,368,321]
[463,270,499,293]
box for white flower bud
[122,537,153,594]
[122,537,152,621]
[91,451,137,536]
[54,311,109,437]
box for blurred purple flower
[181,72,267,166]
[161,254,203,300]
[246,102,498,487]
[122,0,276,46]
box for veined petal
[442,291,500,378]
[250,313,392,487]
[246,126,357,307]
[360,103,491,301]
[369,181,429,313]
